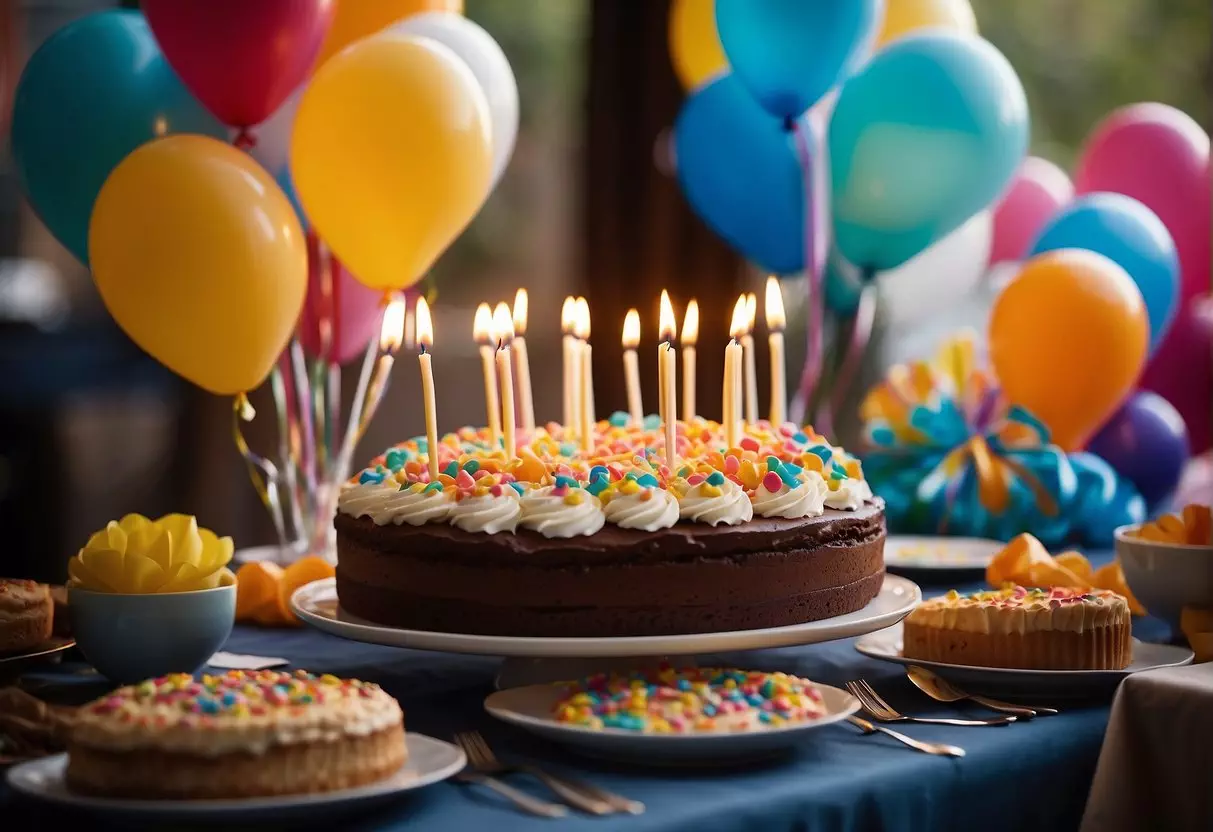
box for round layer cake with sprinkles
[335,415,885,637]
[66,670,405,799]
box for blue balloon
[829,33,1028,271]
[674,74,804,273]
[715,0,882,120]
[1029,193,1179,353]
[10,10,225,263]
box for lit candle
[725,296,747,449]
[765,276,787,427]
[741,292,758,425]
[493,303,517,459]
[561,296,579,438]
[621,309,643,426]
[511,289,535,433]
[415,298,439,481]
[473,302,502,449]
[658,290,678,469]
[575,299,595,451]
[680,299,699,422]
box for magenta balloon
[1075,103,1210,304]
[141,0,334,128]
[297,232,386,365]
[989,156,1073,264]
[1140,295,1213,454]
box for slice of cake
[902,586,1132,670]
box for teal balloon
[829,33,1028,271]
[715,0,883,120]
[824,245,864,315]
[10,10,225,263]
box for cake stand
[291,575,921,687]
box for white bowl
[1115,525,1213,627]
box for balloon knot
[782,116,796,133]
[233,129,258,151]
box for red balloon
[141,0,334,128]
[1140,295,1213,454]
[297,232,389,365]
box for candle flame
[493,301,515,345]
[561,296,576,334]
[379,295,406,353]
[658,290,676,343]
[681,299,699,345]
[574,296,590,340]
[512,288,528,335]
[473,302,494,345]
[416,296,433,350]
[765,276,786,331]
[729,295,748,340]
[622,309,641,349]
[744,293,757,335]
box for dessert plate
[855,623,1195,697]
[883,535,1002,572]
[0,638,76,685]
[485,682,859,763]
[292,575,921,658]
[5,733,464,821]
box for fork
[456,730,643,816]
[906,665,1058,718]
[847,716,965,757]
[452,733,567,817]
[845,680,1015,726]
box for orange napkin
[234,555,334,627]
[987,533,1146,615]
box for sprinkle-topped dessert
[903,586,1132,670]
[66,670,405,799]
[335,416,885,638]
[552,667,828,733]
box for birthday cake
[335,417,885,637]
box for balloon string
[232,393,288,550]
[269,363,305,546]
[820,280,878,437]
[790,116,826,430]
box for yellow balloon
[877,0,977,47]
[669,0,729,91]
[291,34,492,292]
[89,135,307,395]
[317,0,464,66]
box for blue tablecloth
[3,553,1174,831]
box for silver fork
[452,733,567,817]
[847,716,965,757]
[457,730,643,816]
[845,680,1015,726]
[906,666,1058,718]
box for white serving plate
[883,535,1003,572]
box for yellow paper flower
[68,514,234,594]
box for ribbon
[232,393,287,548]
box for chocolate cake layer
[334,501,886,637]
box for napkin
[207,652,289,670]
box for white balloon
[390,12,519,189]
[247,86,303,176]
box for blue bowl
[69,575,235,684]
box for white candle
[473,302,502,449]
[493,303,517,459]
[681,299,698,422]
[741,292,758,425]
[575,298,594,451]
[622,309,643,426]
[511,288,535,433]
[658,290,678,469]
[561,296,579,439]
[765,276,787,427]
[725,295,747,449]
[415,298,439,481]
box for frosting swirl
[338,482,452,526]
[519,486,606,538]
[449,492,521,534]
[602,488,680,531]
[678,478,753,526]
[824,477,871,511]
[751,474,828,519]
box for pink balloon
[1140,294,1213,454]
[1075,103,1210,304]
[989,156,1073,265]
[297,232,386,365]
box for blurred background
[1,0,1209,579]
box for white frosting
[519,486,606,538]
[448,492,521,534]
[824,477,870,511]
[602,488,680,531]
[678,479,753,526]
[337,482,452,526]
[751,474,829,519]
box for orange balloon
[989,249,1148,451]
[317,0,463,66]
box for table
[2,554,1176,832]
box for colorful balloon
[989,156,1072,266]
[989,250,1149,452]
[317,0,463,66]
[291,34,492,292]
[1068,452,1145,548]
[88,135,307,395]
[247,87,303,177]
[668,0,728,91]
[829,33,1028,271]
[297,233,386,365]
[674,74,803,273]
[10,10,225,263]
[876,0,977,47]
[1029,193,1178,353]
[1140,296,1213,454]
[390,12,517,188]
[1087,391,1190,512]
[715,0,882,119]
[1075,103,1210,305]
